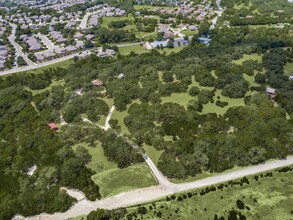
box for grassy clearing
[92,163,157,197]
[133,5,174,10]
[126,167,293,220]
[26,79,65,95]
[72,142,117,173]
[29,59,73,74]
[181,30,198,36]
[161,92,193,108]
[111,109,130,135]
[159,46,184,55]
[143,145,164,166]
[284,62,293,76]
[232,53,262,65]
[118,45,147,56]
[101,15,135,28]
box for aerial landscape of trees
[0,0,293,219]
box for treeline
[91,27,137,44]
[0,84,101,219]
[101,132,144,168]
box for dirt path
[14,156,293,220]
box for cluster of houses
[87,4,126,17]
[149,0,215,21]
[19,35,43,51]
[7,11,82,30]
[49,31,67,44]
[0,45,8,70]
[34,45,78,62]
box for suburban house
[198,37,211,45]
[91,79,104,86]
[265,87,277,100]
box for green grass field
[143,145,164,166]
[72,142,117,173]
[118,45,147,56]
[284,62,293,76]
[26,79,65,95]
[181,30,198,36]
[92,164,157,197]
[232,53,262,65]
[126,167,293,220]
[133,5,174,10]
[72,142,156,198]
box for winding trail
[15,156,293,220]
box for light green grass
[126,167,293,220]
[26,79,65,95]
[118,45,147,56]
[101,15,135,29]
[202,89,248,115]
[91,164,157,197]
[111,109,130,134]
[181,30,198,36]
[159,46,184,55]
[28,59,72,74]
[232,53,262,65]
[72,142,117,173]
[284,62,293,76]
[67,215,86,220]
[143,145,164,166]
[133,5,174,10]
[161,92,193,108]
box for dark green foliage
[101,131,144,168]
[236,200,245,210]
[215,100,228,107]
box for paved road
[0,50,92,76]
[37,33,58,51]
[144,154,173,186]
[210,0,223,30]
[105,106,115,130]
[79,13,91,29]
[15,156,293,220]
[8,23,36,66]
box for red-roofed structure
[48,122,59,130]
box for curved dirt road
[16,156,293,220]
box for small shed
[48,122,59,130]
[92,79,104,86]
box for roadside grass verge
[126,167,293,220]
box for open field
[284,62,293,76]
[232,53,263,65]
[72,142,117,173]
[181,30,198,36]
[133,5,174,10]
[118,45,147,56]
[26,79,65,95]
[72,142,156,198]
[91,164,157,197]
[126,167,293,220]
[101,15,135,28]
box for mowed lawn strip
[126,168,293,220]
